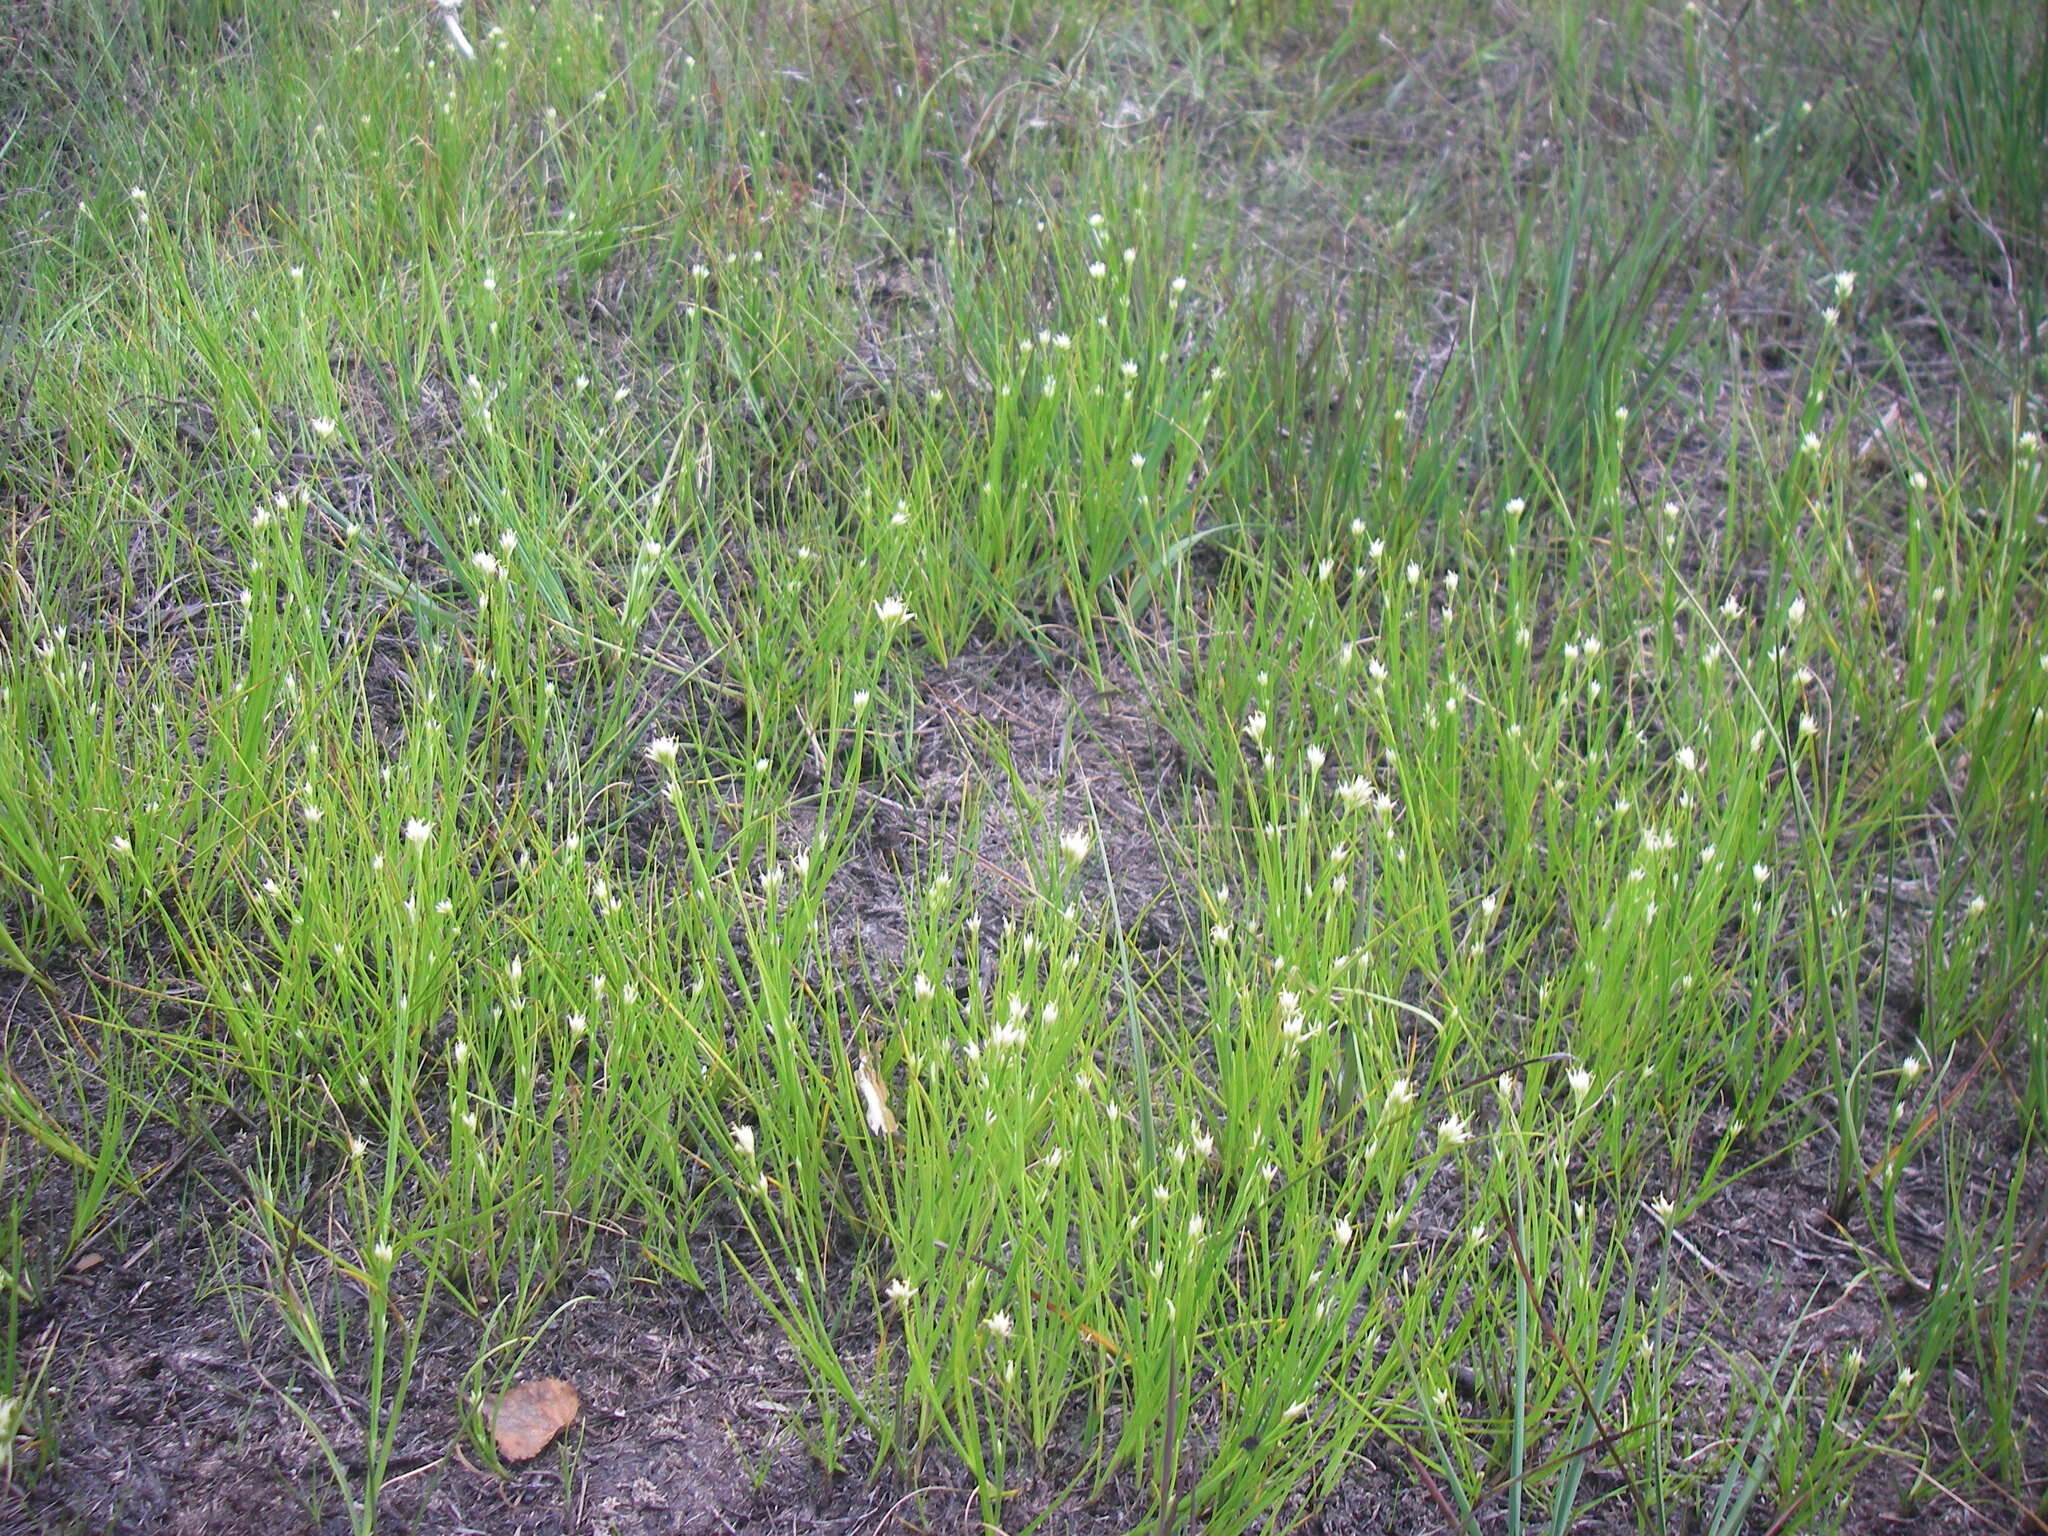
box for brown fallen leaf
[855,1052,897,1137]
[492,1377,579,1461]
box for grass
[0,0,2044,1529]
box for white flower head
[874,595,913,631]
[403,818,433,847]
[645,736,681,769]
[1059,829,1092,866]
